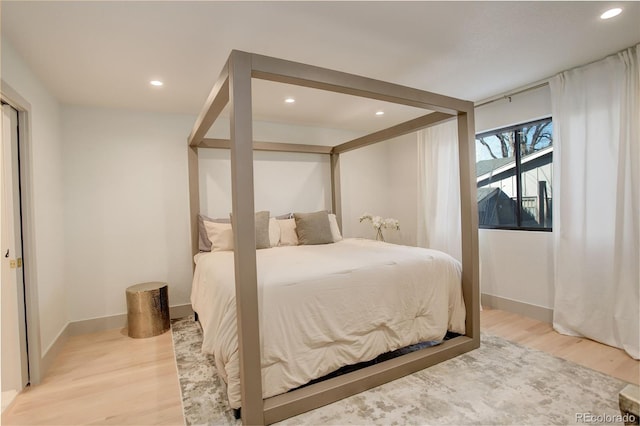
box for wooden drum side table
[126,282,170,338]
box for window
[475,118,553,230]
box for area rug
[171,317,627,425]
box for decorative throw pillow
[203,221,234,252]
[269,218,280,247]
[198,214,230,251]
[229,210,271,250]
[294,211,333,245]
[278,218,299,246]
[253,211,271,249]
[328,213,343,242]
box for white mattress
[190,238,465,409]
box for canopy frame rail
[187,50,480,425]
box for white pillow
[278,218,299,246]
[204,221,234,252]
[328,214,343,242]
[269,218,280,247]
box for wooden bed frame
[187,50,480,425]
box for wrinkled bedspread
[191,238,465,409]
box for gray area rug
[171,317,627,425]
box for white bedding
[190,238,465,409]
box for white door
[1,102,29,401]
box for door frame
[1,80,43,385]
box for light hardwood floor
[2,328,184,425]
[3,309,638,425]
[481,308,639,385]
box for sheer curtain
[417,119,461,262]
[550,44,639,359]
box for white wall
[199,118,410,244]
[199,123,420,246]
[199,149,331,218]
[475,85,554,310]
[368,85,555,312]
[338,134,417,245]
[199,128,418,244]
[478,229,554,308]
[475,85,551,133]
[199,120,358,219]
[387,134,418,246]
[340,142,391,239]
[1,40,67,354]
[62,106,195,321]
[62,108,370,322]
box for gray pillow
[198,214,230,251]
[200,212,270,251]
[229,210,271,250]
[294,211,333,245]
[253,211,271,249]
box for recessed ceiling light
[600,7,622,19]
[375,111,385,116]
[285,98,295,104]
[150,80,164,86]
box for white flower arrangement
[359,213,399,242]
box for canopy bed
[187,50,480,425]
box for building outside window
[475,117,553,230]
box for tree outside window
[475,118,553,230]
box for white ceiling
[2,1,639,133]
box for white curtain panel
[416,120,462,262]
[550,44,639,359]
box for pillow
[229,210,271,250]
[278,218,299,246]
[275,212,293,219]
[203,221,234,252]
[198,214,230,251]
[294,211,333,245]
[269,218,280,247]
[203,211,270,251]
[328,213,343,242]
[253,211,271,249]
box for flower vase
[375,228,385,242]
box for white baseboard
[481,293,553,323]
[66,304,194,336]
[169,304,194,320]
[1,390,19,414]
[66,313,128,336]
[40,323,70,379]
[38,304,193,382]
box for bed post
[330,152,342,228]
[228,50,265,425]
[456,111,480,343]
[188,146,200,259]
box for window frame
[475,117,553,232]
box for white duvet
[190,238,465,409]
